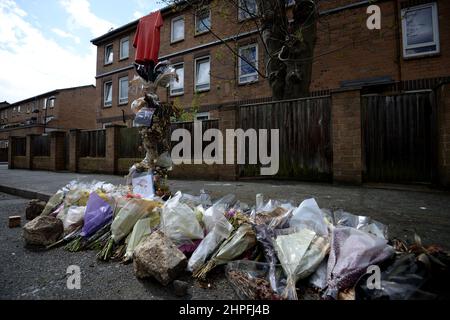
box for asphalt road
[0,192,237,300]
[1,185,450,300]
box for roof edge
[6,85,95,107]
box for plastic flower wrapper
[226,260,287,300]
[290,198,330,237]
[160,191,204,245]
[112,198,162,243]
[124,217,153,261]
[273,228,317,300]
[355,253,434,300]
[253,198,295,226]
[308,259,329,291]
[333,209,388,239]
[188,195,235,273]
[62,206,86,234]
[81,192,113,238]
[255,224,279,293]
[41,190,65,216]
[194,224,256,279]
[324,226,395,300]
[295,235,330,281]
[180,190,212,209]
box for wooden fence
[32,135,50,157]
[13,137,26,157]
[118,120,220,159]
[238,96,332,181]
[79,130,106,158]
[362,92,437,183]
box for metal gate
[362,92,437,184]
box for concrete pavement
[1,164,450,249]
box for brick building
[0,85,96,142]
[91,0,450,128]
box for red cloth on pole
[133,11,163,65]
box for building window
[119,77,129,105]
[17,106,21,113]
[401,3,440,58]
[105,44,113,64]
[195,7,211,35]
[104,81,113,107]
[171,16,185,43]
[196,112,210,121]
[48,97,55,109]
[103,122,112,129]
[239,0,258,21]
[239,44,258,84]
[170,63,185,96]
[286,0,294,6]
[120,38,129,60]
[45,116,55,124]
[195,56,210,92]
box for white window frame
[195,7,211,35]
[238,43,259,84]
[105,43,114,64]
[170,63,185,96]
[118,77,129,105]
[401,2,440,58]
[104,81,113,107]
[238,0,258,22]
[194,56,211,92]
[103,122,113,129]
[196,112,210,121]
[119,37,129,60]
[171,16,185,43]
[18,106,21,113]
[48,97,55,109]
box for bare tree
[160,0,318,100]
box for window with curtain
[195,57,210,92]
[119,77,129,105]
[170,63,184,96]
[171,16,185,42]
[105,44,113,64]
[401,2,440,58]
[195,7,211,34]
[120,38,129,60]
[239,44,258,84]
[104,82,113,107]
[239,0,258,21]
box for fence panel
[118,120,220,159]
[13,137,26,157]
[79,130,106,158]
[32,135,50,157]
[238,96,332,181]
[119,127,145,158]
[171,120,220,159]
[362,92,436,183]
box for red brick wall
[94,0,450,127]
[331,88,362,184]
[57,86,97,130]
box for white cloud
[0,1,95,103]
[51,28,80,44]
[133,11,144,19]
[59,0,115,37]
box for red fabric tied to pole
[133,11,163,65]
